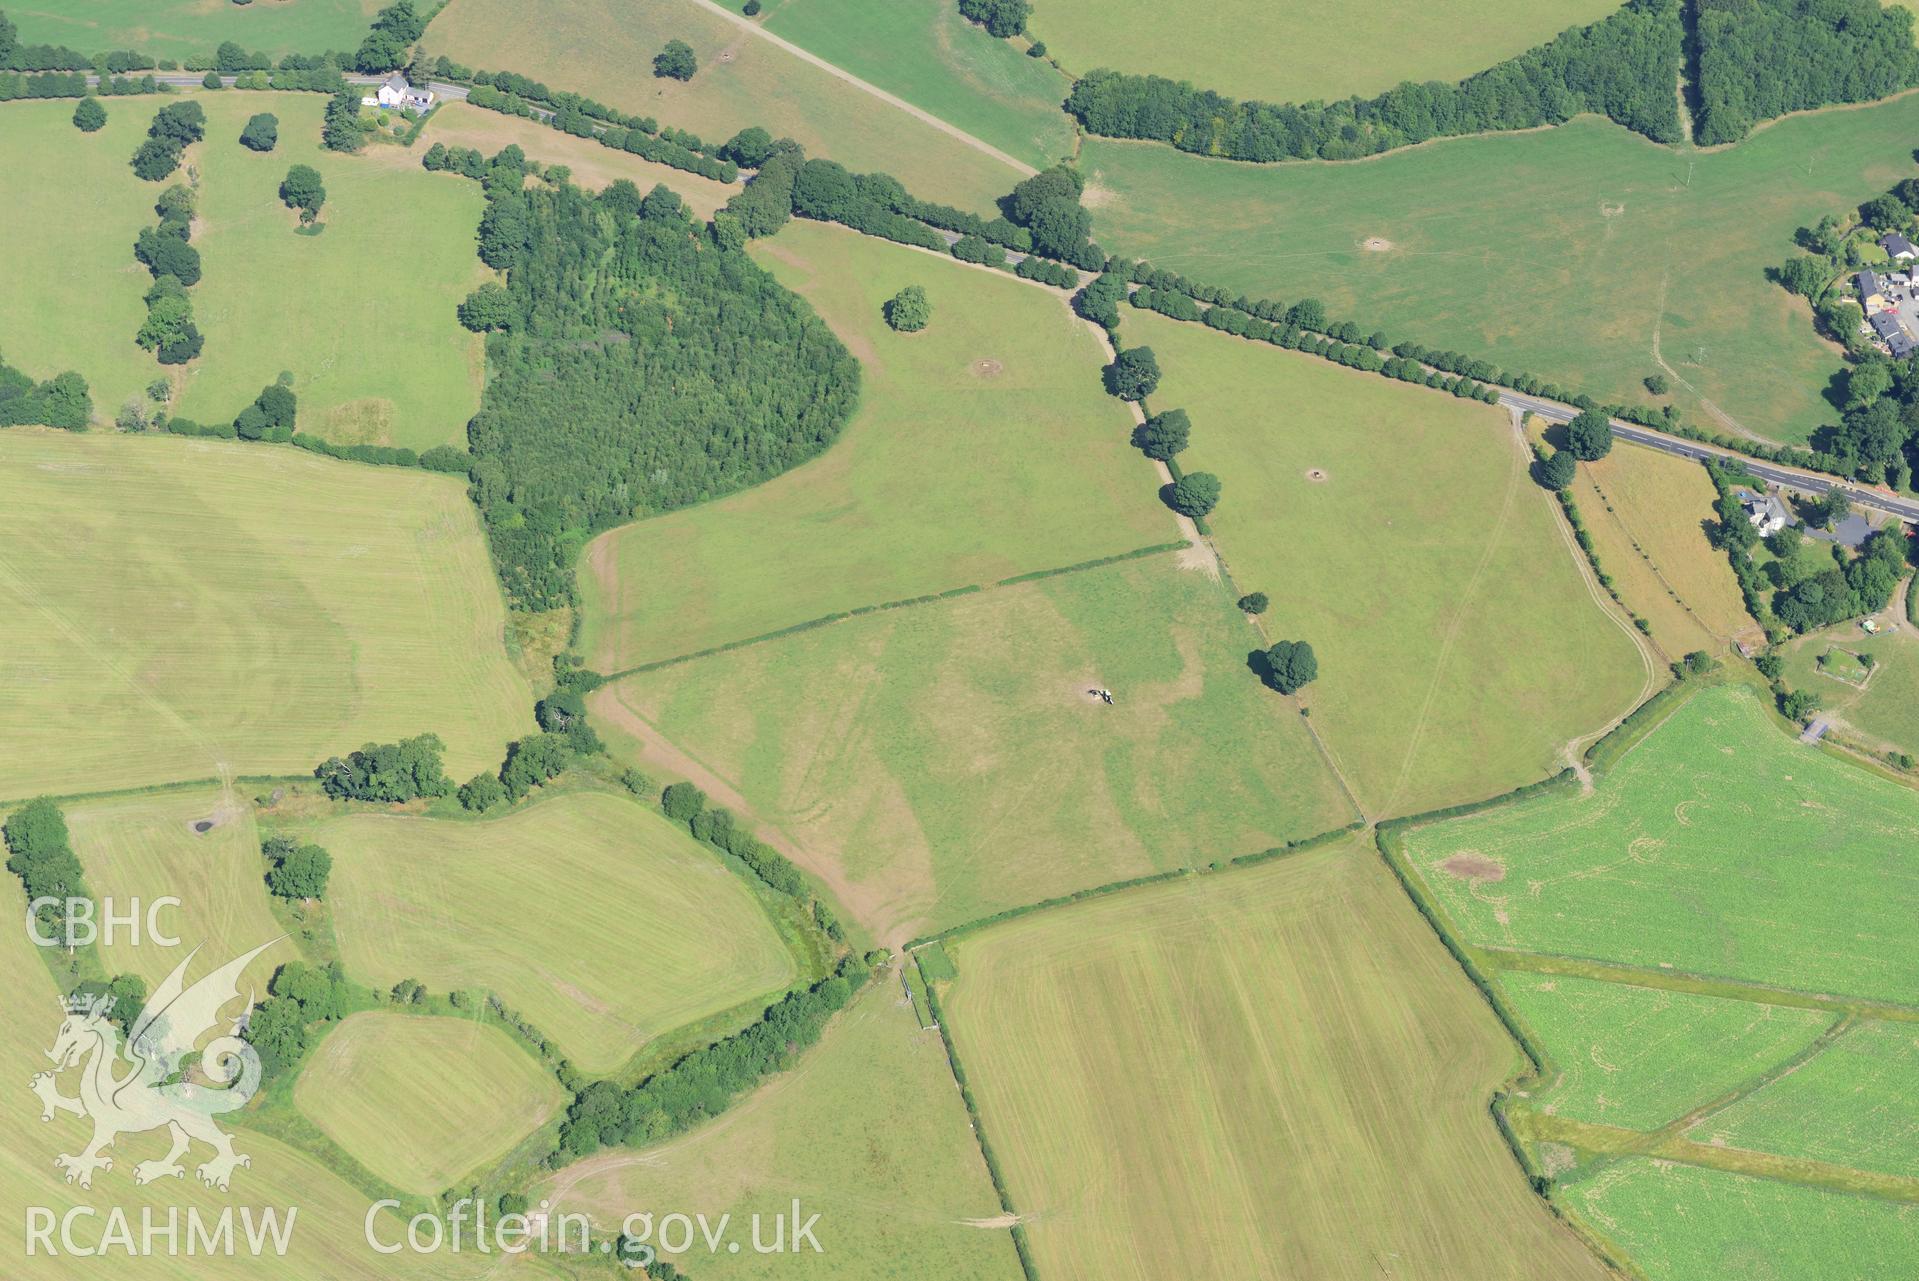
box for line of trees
[556,958,868,1156]
[130,99,204,181]
[4,798,88,943]
[1064,0,1683,162]
[315,733,453,802]
[134,183,204,366]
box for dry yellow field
[431,0,1024,211]
[0,431,534,799]
[318,791,797,1074]
[547,979,1022,1280]
[296,1012,563,1196]
[66,786,288,996]
[421,102,741,217]
[1563,434,1760,652]
[938,837,1608,1281]
[0,880,569,1279]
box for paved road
[1502,392,1919,527]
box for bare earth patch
[1361,236,1394,252]
[1439,852,1506,882]
[970,357,1003,378]
[1304,467,1330,482]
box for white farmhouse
[363,72,436,114]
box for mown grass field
[755,0,1074,169]
[9,0,377,62]
[1560,1159,1919,1280]
[548,977,1021,1281]
[429,0,1025,212]
[579,220,1172,671]
[1528,417,1759,655]
[0,882,571,1280]
[1087,95,1919,445]
[1691,1020,1919,1178]
[1408,682,1919,1001]
[175,93,489,450]
[296,1012,563,1195]
[1135,312,1648,816]
[318,791,797,1074]
[937,837,1609,1281]
[593,555,1352,944]
[422,102,740,216]
[66,786,289,994]
[0,101,168,422]
[1781,615,1919,757]
[1500,973,1831,1130]
[1030,0,1620,102]
[0,430,532,798]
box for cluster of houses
[1854,233,1919,359]
[361,73,436,116]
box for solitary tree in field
[1137,407,1190,459]
[1643,372,1669,396]
[1105,345,1161,401]
[884,285,930,333]
[1237,592,1269,615]
[654,39,698,81]
[1539,449,1578,491]
[263,837,332,901]
[1264,640,1318,695]
[1167,471,1221,518]
[279,163,326,221]
[72,96,106,133]
[239,112,279,152]
[1565,407,1613,461]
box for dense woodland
[1693,0,1919,144]
[1065,0,1919,161]
[1064,0,1683,161]
[456,166,859,610]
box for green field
[0,101,168,422]
[1560,1159,1919,1281]
[1407,682,1919,1001]
[430,0,1027,212]
[1031,0,1620,102]
[174,93,489,450]
[0,882,569,1280]
[296,1012,563,1195]
[579,221,1172,670]
[0,430,533,798]
[1692,1020,1919,1178]
[318,791,798,1074]
[937,837,1609,1281]
[1134,311,1648,815]
[593,554,1353,944]
[1782,619,1919,758]
[66,786,289,994]
[9,0,377,61]
[755,0,1074,169]
[422,102,741,216]
[1086,95,1919,445]
[548,977,1021,1281]
[1500,973,1831,1130]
